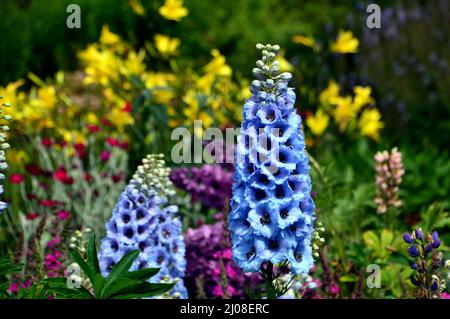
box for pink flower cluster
[374,147,405,214]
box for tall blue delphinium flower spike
[99,154,188,299]
[0,97,12,213]
[229,44,315,276]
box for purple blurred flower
[184,221,259,298]
[170,164,233,211]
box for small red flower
[112,174,123,183]
[74,143,87,158]
[26,193,38,200]
[100,150,111,162]
[101,118,112,127]
[53,167,74,185]
[106,137,120,147]
[40,199,59,208]
[41,137,53,147]
[9,173,24,184]
[83,172,93,182]
[57,210,70,220]
[119,140,129,149]
[26,213,40,220]
[87,124,100,133]
[122,101,132,113]
[25,164,42,176]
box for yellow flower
[59,129,88,145]
[319,80,340,105]
[0,80,25,109]
[276,52,294,72]
[79,45,120,86]
[203,49,232,77]
[121,49,146,77]
[292,34,319,51]
[100,25,121,46]
[6,149,28,165]
[129,0,145,16]
[182,90,213,129]
[353,86,374,112]
[331,30,359,54]
[159,0,188,21]
[35,85,57,110]
[108,106,134,129]
[333,96,355,131]
[86,112,99,124]
[154,34,180,58]
[359,108,384,140]
[306,109,330,136]
[144,72,176,104]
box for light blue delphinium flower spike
[229,44,315,275]
[99,154,188,298]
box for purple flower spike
[415,228,424,241]
[407,245,420,257]
[403,232,413,244]
[431,231,441,249]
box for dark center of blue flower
[122,214,131,223]
[294,251,302,262]
[254,189,267,201]
[280,208,289,219]
[258,174,270,185]
[138,261,147,269]
[163,229,171,238]
[246,247,255,259]
[260,212,271,224]
[124,228,134,238]
[136,208,146,220]
[275,185,285,199]
[137,225,146,234]
[139,241,147,251]
[110,241,118,251]
[266,110,275,121]
[157,254,165,264]
[269,240,279,250]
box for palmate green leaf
[87,233,101,277]
[110,283,175,299]
[99,250,140,299]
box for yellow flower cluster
[331,30,359,54]
[159,0,188,21]
[172,49,248,133]
[306,80,383,140]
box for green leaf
[125,268,160,281]
[99,278,143,299]
[87,233,101,276]
[110,283,175,299]
[92,273,105,296]
[363,231,379,251]
[99,250,140,298]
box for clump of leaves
[44,234,174,299]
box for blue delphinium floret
[99,154,188,298]
[0,97,12,213]
[229,44,315,275]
